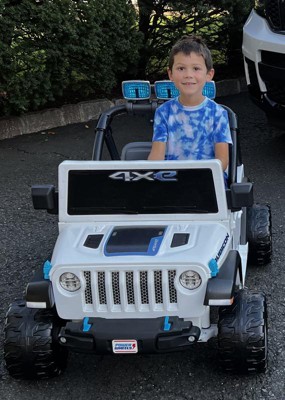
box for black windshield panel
[67,169,218,215]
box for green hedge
[0,0,141,116]
[0,0,253,116]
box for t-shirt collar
[177,96,208,111]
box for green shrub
[0,0,141,116]
[0,0,254,116]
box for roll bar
[92,102,158,160]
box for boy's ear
[207,68,215,81]
[167,68,173,81]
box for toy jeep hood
[51,221,230,269]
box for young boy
[148,35,232,174]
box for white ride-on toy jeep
[4,81,272,378]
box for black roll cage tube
[92,101,158,161]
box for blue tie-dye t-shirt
[152,97,232,160]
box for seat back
[121,141,152,160]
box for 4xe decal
[214,233,230,262]
[109,171,177,182]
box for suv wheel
[4,300,68,379]
[247,203,272,266]
[218,290,268,374]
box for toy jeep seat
[121,141,152,161]
[121,106,240,186]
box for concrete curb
[0,99,113,141]
[0,77,247,141]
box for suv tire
[218,290,268,374]
[4,300,68,379]
[247,203,272,266]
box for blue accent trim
[163,316,171,331]
[82,317,92,332]
[104,233,165,257]
[147,235,164,255]
[208,259,219,277]
[43,260,52,280]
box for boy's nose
[184,68,193,77]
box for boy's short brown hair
[168,35,213,72]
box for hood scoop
[170,233,190,248]
[104,226,166,256]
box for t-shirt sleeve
[152,106,168,143]
[213,106,232,144]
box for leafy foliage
[0,0,254,116]
[136,0,254,79]
[0,0,141,115]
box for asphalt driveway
[0,92,285,399]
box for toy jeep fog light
[59,272,81,292]
[179,270,202,290]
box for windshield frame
[58,160,229,223]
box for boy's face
[168,51,214,106]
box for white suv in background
[242,1,285,127]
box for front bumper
[58,317,201,354]
[242,10,285,62]
[242,10,285,122]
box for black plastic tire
[247,203,272,266]
[4,300,68,379]
[218,290,268,374]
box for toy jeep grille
[83,269,177,311]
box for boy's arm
[215,142,229,171]
[148,141,166,160]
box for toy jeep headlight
[179,270,202,290]
[59,272,81,292]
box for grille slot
[261,50,285,68]
[126,271,135,304]
[154,270,163,303]
[140,271,149,304]
[98,271,107,304]
[84,269,178,311]
[168,270,177,303]
[84,271,93,304]
[112,271,121,304]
